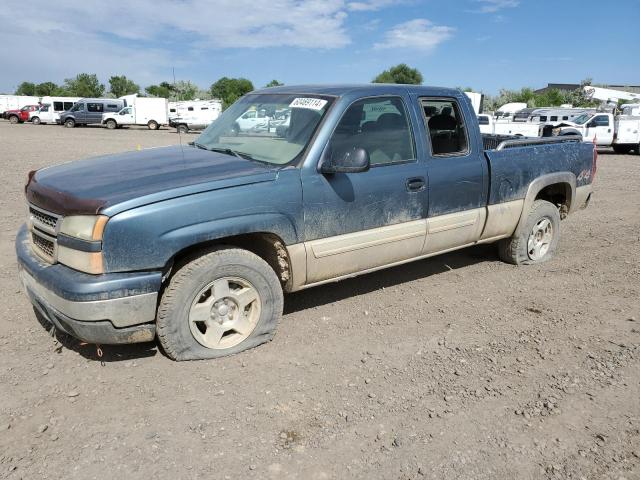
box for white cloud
[374,19,455,51]
[0,0,357,91]
[474,0,520,13]
[348,0,403,11]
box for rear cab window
[421,98,469,156]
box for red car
[6,105,39,124]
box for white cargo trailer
[0,95,39,116]
[102,95,169,130]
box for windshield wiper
[208,147,256,161]
[191,142,209,150]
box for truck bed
[482,133,582,151]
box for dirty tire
[9,115,19,124]
[177,124,188,134]
[64,118,75,128]
[156,247,283,361]
[147,120,159,130]
[31,116,41,125]
[105,119,117,130]
[498,199,560,266]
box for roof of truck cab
[251,84,462,97]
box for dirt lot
[0,121,639,480]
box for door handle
[406,177,426,192]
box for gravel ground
[0,121,639,480]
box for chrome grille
[28,204,61,263]
[29,207,58,230]
[32,232,55,259]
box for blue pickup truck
[16,84,596,360]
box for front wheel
[498,200,561,265]
[156,247,283,361]
[31,116,41,125]
[177,124,189,134]
[64,118,75,128]
[147,120,159,130]
[105,119,117,130]
[9,115,19,124]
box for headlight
[59,215,108,241]
[57,215,108,274]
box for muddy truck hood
[26,145,278,215]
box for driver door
[585,114,613,145]
[301,96,428,284]
[120,107,134,124]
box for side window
[326,96,415,166]
[87,103,104,113]
[422,98,468,156]
[201,107,208,110]
[550,116,558,121]
[594,115,609,126]
[170,108,176,113]
[188,107,194,111]
[539,116,548,122]
[64,102,74,110]
[107,104,118,110]
[562,116,569,120]
[478,115,489,125]
[53,101,63,111]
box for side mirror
[321,147,370,174]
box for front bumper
[16,225,162,344]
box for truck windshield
[195,94,333,165]
[572,113,593,125]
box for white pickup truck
[556,111,640,154]
[478,114,542,137]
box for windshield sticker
[289,98,327,111]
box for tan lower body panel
[423,208,486,254]
[480,199,524,240]
[287,201,524,291]
[304,219,426,284]
[572,185,593,212]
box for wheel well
[169,233,292,290]
[535,183,571,216]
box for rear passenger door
[416,96,488,254]
[301,95,428,284]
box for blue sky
[1,0,638,95]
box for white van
[31,97,80,124]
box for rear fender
[513,173,576,237]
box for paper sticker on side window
[289,98,327,110]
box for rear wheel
[156,247,283,361]
[177,124,189,134]
[9,115,19,124]
[147,120,159,130]
[498,200,561,265]
[31,116,41,125]
[105,119,117,130]
[64,118,75,128]
[612,144,632,154]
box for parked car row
[1,94,224,133]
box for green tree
[173,80,199,101]
[15,82,36,96]
[145,81,175,99]
[265,80,284,87]
[210,77,254,109]
[109,75,140,97]
[372,64,423,85]
[63,73,105,97]
[34,82,61,96]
